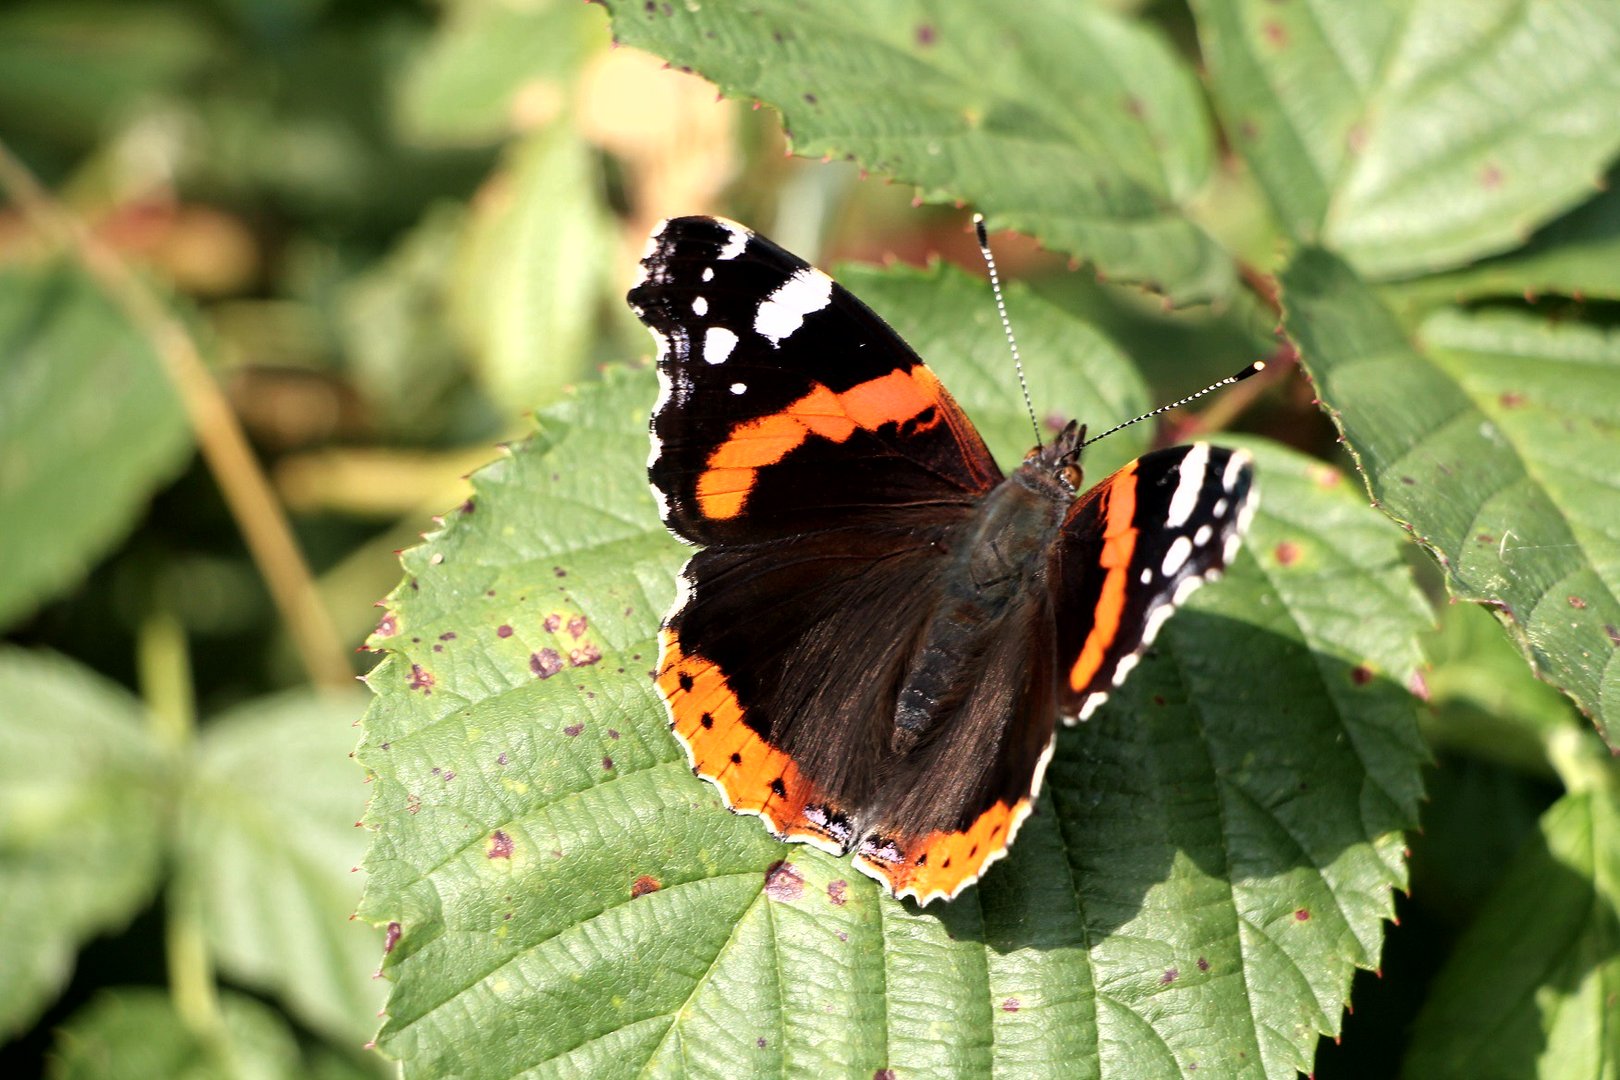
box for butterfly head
[1023,420,1088,494]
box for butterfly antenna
[1078,361,1267,449]
[974,214,1041,449]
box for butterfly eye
[1061,463,1083,490]
[1023,446,1041,464]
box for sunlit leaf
[1196,0,1620,277]
[397,0,606,146]
[601,0,1231,303]
[1283,249,1620,740]
[358,263,1426,1077]
[447,124,615,413]
[1392,179,1620,312]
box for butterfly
[628,216,1255,904]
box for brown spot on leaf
[563,723,584,737]
[497,624,514,638]
[439,631,456,641]
[384,922,401,953]
[1002,998,1020,1013]
[570,644,602,667]
[1481,163,1504,189]
[602,756,615,771]
[1274,541,1301,566]
[487,830,514,859]
[1570,595,1589,609]
[1262,20,1288,46]
[375,613,397,638]
[567,615,588,639]
[631,875,661,898]
[544,614,561,633]
[765,860,804,901]
[875,1071,896,1080]
[1161,968,1178,984]
[1295,908,1311,921]
[915,24,935,45]
[1197,956,1210,972]
[1607,625,1620,648]
[827,880,848,906]
[1500,391,1526,408]
[408,664,434,694]
[531,649,563,678]
[1351,665,1373,686]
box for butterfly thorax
[891,459,1070,752]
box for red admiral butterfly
[629,216,1256,904]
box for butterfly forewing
[633,216,1000,547]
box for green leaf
[1391,179,1620,312]
[360,261,1426,1076]
[48,988,302,1080]
[447,124,615,413]
[176,688,387,1045]
[0,263,192,629]
[1282,249,1620,740]
[397,0,606,146]
[601,0,1231,304]
[1195,0,1620,277]
[0,648,170,1036]
[1402,784,1620,1079]
[337,204,473,438]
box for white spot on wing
[730,382,747,395]
[1112,653,1139,686]
[1165,443,1211,528]
[755,267,834,345]
[1161,535,1193,576]
[716,221,749,260]
[1224,449,1251,491]
[1194,524,1213,546]
[704,326,738,364]
[1140,568,1153,584]
[701,267,715,282]
[692,296,708,316]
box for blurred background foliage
[0,0,1608,1077]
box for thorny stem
[0,139,351,688]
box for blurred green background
[0,0,1599,1077]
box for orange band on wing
[853,797,1029,904]
[695,368,946,519]
[1067,462,1139,692]
[657,629,849,849]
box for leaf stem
[134,611,225,1041]
[0,139,352,688]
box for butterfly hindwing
[634,216,1001,546]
